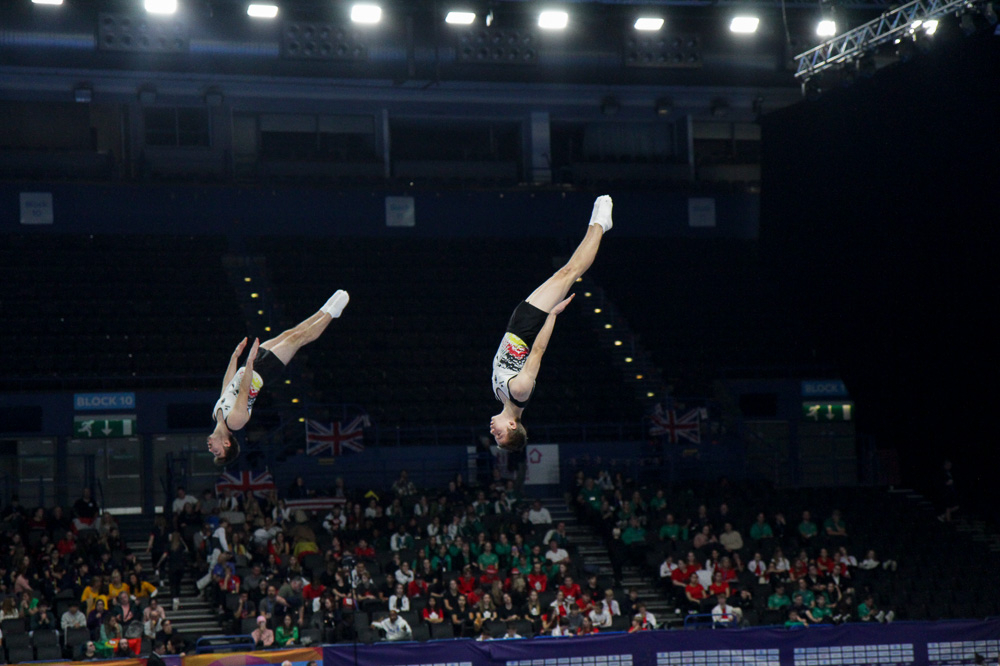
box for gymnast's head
[207,426,240,467]
[490,413,527,451]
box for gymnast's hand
[232,337,248,359]
[246,338,260,368]
[550,293,576,316]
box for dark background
[761,31,1000,510]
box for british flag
[306,415,370,456]
[214,470,276,498]
[649,404,702,444]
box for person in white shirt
[388,584,410,612]
[171,488,198,515]
[659,555,678,581]
[710,594,739,626]
[544,540,570,565]
[601,589,621,616]
[634,602,657,629]
[527,500,553,525]
[371,609,412,641]
[588,604,612,628]
[61,601,88,632]
[322,508,346,533]
[502,623,523,639]
[394,562,415,587]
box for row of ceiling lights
[28,0,846,36]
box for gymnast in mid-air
[489,195,614,451]
[207,290,350,466]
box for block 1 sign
[73,415,137,438]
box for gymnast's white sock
[321,290,350,318]
[589,195,613,232]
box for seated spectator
[798,511,818,549]
[710,593,738,627]
[806,595,833,624]
[576,616,599,635]
[719,522,744,553]
[692,525,718,552]
[683,573,707,614]
[251,616,275,648]
[634,602,657,629]
[527,562,548,593]
[502,622,523,639]
[785,609,807,629]
[545,540,571,567]
[768,548,791,582]
[522,590,544,633]
[423,596,446,624]
[389,583,410,612]
[627,616,647,633]
[73,488,100,532]
[391,470,417,498]
[823,510,848,546]
[99,614,123,645]
[87,598,109,639]
[767,585,791,612]
[31,598,57,633]
[276,614,299,646]
[450,595,479,638]
[128,572,157,602]
[62,600,88,633]
[857,595,894,623]
[749,513,774,545]
[588,600,612,628]
[142,598,167,638]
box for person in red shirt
[422,596,446,625]
[457,566,477,596]
[57,531,77,557]
[816,548,836,574]
[479,564,500,587]
[707,571,730,599]
[353,539,375,561]
[717,556,738,584]
[576,617,599,635]
[559,575,581,602]
[684,572,707,613]
[303,581,327,605]
[575,592,595,614]
[789,550,809,581]
[627,616,647,633]
[527,562,548,593]
[408,576,428,598]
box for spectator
[73,488,99,531]
[767,585,791,612]
[422,596,445,625]
[588,600,612,628]
[143,599,166,638]
[627,616,646,633]
[391,470,417,498]
[710,593,738,627]
[785,609,807,629]
[251,616,275,648]
[451,595,479,638]
[62,600,88,633]
[113,591,138,625]
[128,572,157,602]
[502,622,522,639]
[86,599,108,639]
[798,511,818,549]
[545,540,571,567]
[171,488,198,516]
[576,616,598,635]
[719,523,744,554]
[31,598,57,633]
[372,608,413,641]
[276,614,299,646]
[749,513,774,545]
[634,602,657,629]
[388,583,410,612]
[527,500,552,526]
[857,595,894,623]
[806,595,833,624]
[823,510,848,546]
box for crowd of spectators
[0,487,180,660]
[169,468,652,645]
[572,469,899,629]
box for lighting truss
[794,0,972,81]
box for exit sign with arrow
[73,414,137,438]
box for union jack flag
[306,415,370,456]
[214,470,276,498]
[649,404,702,444]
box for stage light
[32,0,64,5]
[264,326,271,332]
[614,340,622,346]
[647,391,655,397]
[285,379,291,384]
[625,357,633,363]
[250,293,259,298]
[923,19,939,35]
[247,3,278,19]
[584,292,592,297]
[351,4,382,24]
[817,20,836,36]
[257,310,264,315]
[594,308,602,313]
[636,374,643,380]
[538,10,568,30]
[145,0,178,15]
[446,11,476,24]
[634,17,664,31]
[244,277,251,282]
[730,16,759,33]
[291,398,300,403]
[604,324,612,329]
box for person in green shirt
[806,595,833,623]
[577,478,603,513]
[276,614,299,646]
[798,510,818,547]
[659,513,688,545]
[750,513,774,542]
[823,510,848,545]
[794,579,815,607]
[649,489,667,513]
[477,542,500,571]
[767,585,791,610]
[784,609,807,628]
[622,517,647,546]
[494,533,512,567]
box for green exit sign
[73,415,137,438]
[802,402,854,422]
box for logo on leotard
[498,333,529,372]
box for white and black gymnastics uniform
[491,301,548,407]
[211,350,286,431]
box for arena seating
[252,236,641,426]
[0,234,243,390]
